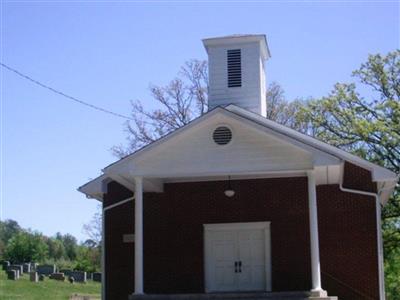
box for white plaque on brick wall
[123,234,135,243]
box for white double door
[204,222,271,292]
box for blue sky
[1,1,399,241]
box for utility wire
[0,62,134,121]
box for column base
[309,289,338,300]
[310,290,327,297]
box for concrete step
[130,291,312,300]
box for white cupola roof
[203,34,270,117]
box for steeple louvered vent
[227,49,242,88]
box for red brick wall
[343,162,377,193]
[104,182,134,300]
[317,163,379,300]
[143,177,311,293]
[103,168,380,300]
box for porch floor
[129,291,311,300]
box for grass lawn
[0,270,101,300]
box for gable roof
[78,104,397,203]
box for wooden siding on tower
[208,42,264,114]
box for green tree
[266,82,310,133]
[55,232,78,261]
[0,219,21,258]
[74,245,100,273]
[5,231,48,263]
[385,249,400,299]
[46,237,66,260]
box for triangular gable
[104,107,339,178]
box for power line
[0,62,134,121]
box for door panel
[209,231,237,291]
[237,231,252,290]
[238,229,265,291]
[205,223,269,292]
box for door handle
[238,261,242,273]
[234,261,238,273]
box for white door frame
[203,221,272,293]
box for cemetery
[0,260,101,299]
[2,261,99,284]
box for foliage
[0,219,100,272]
[4,231,48,263]
[385,249,400,300]
[0,269,100,300]
[0,219,21,257]
[42,257,75,270]
[74,245,101,273]
[46,237,66,260]
[266,82,310,133]
[55,232,78,261]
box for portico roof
[78,104,397,203]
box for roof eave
[202,34,270,60]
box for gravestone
[31,263,38,271]
[30,271,39,282]
[7,270,18,280]
[2,261,10,270]
[49,272,65,281]
[36,264,56,276]
[23,263,31,273]
[92,272,101,282]
[60,269,72,277]
[8,265,23,275]
[69,271,86,283]
[39,274,45,281]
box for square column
[134,177,144,294]
[307,170,325,295]
[101,207,106,300]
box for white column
[307,170,323,292]
[134,176,144,294]
[101,207,106,300]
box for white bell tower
[203,34,270,117]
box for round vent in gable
[212,126,232,145]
